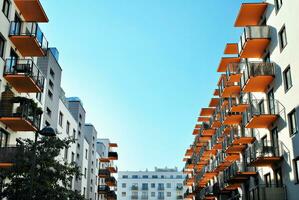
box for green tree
[0,136,86,200]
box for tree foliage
[0,136,86,200]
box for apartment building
[97,138,118,200]
[0,1,117,199]
[183,1,299,200]
[117,167,185,200]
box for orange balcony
[240,62,275,92]
[0,146,20,168]
[224,43,239,55]
[9,22,48,57]
[107,166,118,173]
[238,26,270,58]
[99,169,111,178]
[200,108,215,117]
[209,98,219,108]
[201,123,216,137]
[198,117,210,123]
[213,89,220,97]
[244,99,281,128]
[218,75,240,98]
[235,3,268,27]
[185,159,195,170]
[220,106,242,126]
[217,57,241,73]
[105,177,117,187]
[245,140,283,167]
[227,97,249,113]
[4,58,45,93]
[100,158,110,163]
[0,96,42,131]
[109,143,118,148]
[14,0,49,22]
[225,62,243,83]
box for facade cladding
[117,167,186,200]
[0,1,118,200]
[183,1,299,200]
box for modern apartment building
[118,167,185,200]
[183,1,299,200]
[0,1,118,200]
[97,138,118,200]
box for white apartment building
[183,1,299,200]
[118,167,186,200]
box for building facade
[183,1,299,200]
[118,167,185,200]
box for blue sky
[40,0,256,171]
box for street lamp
[30,126,56,199]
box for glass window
[274,167,283,187]
[166,183,171,188]
[50,68,55,78]
[275,0,283,12]
[122,183,126,188]
[2,0,10,18]
[0,129,8,147]
[0,34,5,59]
[279,26,287,50]
[151,192,155,197]
[122,175,128,179]
[152,175,158,179]
[46,107,52,117]
[47,89,53,99]
[264,173,271,187]
[289,109,298,136]
[122,192,126,197]
[294,157,299,183]
[158,192,164,199]
[59,112,63,127]
[151,183,155,188]
[158,183,164,190]
[66,121,70,134]
[142,183,148,190]
[142,175,149,178]
[167,192,171,197]
[132,175,138,179]
[284,66,293,91]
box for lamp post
[30,126,56,199]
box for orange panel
[14,0,49,22]
[240,39,270,58]
[202,129,216,136]
[223,115,242,125]
[249,157,282,167]
[0,163,14,168]
[213,89,220,96]
[235,3,268,27]
[225,145,247,154]
[246,115,278,128]
[221,86,241,98]
[233,137,256,145]
[242,76,274,92]
[4,75,43,93]
[193,129,200,135]
[231,104,249,112]
[200,108,215,116]
[195,124,202,129]
[109,143,118,147]
[99,158,110,162]
[9,36,46,57]
[209,98,219,107]
[107,166,117,173]
[227,73,242,83]
[0,117,38,131]
[198,117,210,122]
[217,57,241,72]
[211,120,221,128]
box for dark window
[288,109,298,136]
[59,112,63,127]
[152,175,158,179]
[0,34,5,59]
[122,175,128,179]
[267,89,275,114]
[50,68,55,79]
[84,168,87,178]
[85,149,88,159]
[283,66,293,91]
[45,121,50,127]
[294,157,299,183]
[132,175,138,179]
[142,175,148,178]
[274,0,283,12]
[47,89,53,99]
[151,183,155,188]
[46,107,52,117]
[73,129,76,139]
[0,129,8,147]
[66,121,70,134]
[2,0,10,18]
[264,173,271,187]
[49,79,54,89]
[279,26,287,51]
[274,167,283,187]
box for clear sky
[40,0,257,171]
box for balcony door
[264,173,271,187]
[268,89,276,115]
[0,128,8,147]
[271,128,279,156]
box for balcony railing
[224,128,255,154]
[108,151,118,160]
[226,62,243,83]
[105,177,117,186]
[99,169,111,178]
[0,146,22,168]
[4,58,45,93]
[131,195,138,199]
[245,140,284,167]
[9,21,48,57]
[106,191,117,200]
[243,99,282,128]
[238,26,271,58]
[240,62,275,92]
[249,184,287,200]
[0,96,42,131]
[220,104,242,126]
[131,185,138,190]
[223,162,256,185]
[98,185,110,194]
[219,77,241,98]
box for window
[166,183,171,188]
[2,0,10,18]
[79,122,81,128]
[46,107,52,117]
[142,183,148,190]
[283,66,293,91]
[264,173,271,187]
[50,68,55,78]
[122,175,128,179]
[122,192,126,197]
[47,89,53,99]
[0,34,5,59]
[274,0,283,12]
[151,192,155,197]
[142,175,148,178]
[122,183,126,188]
[59,112,63,127]
[167,192,171,197]
[71,152,75,162]
[267,89,275,114]
[66,121,70,135]
[294,157,299,184]
[85,149,88,159]
[274,167,283,187]
[78,131,81,137]
[49,79,54,89]
[0,129,8,147]
[84,168,87,178]
[151,183,155,188]
[76,153,79,160]
[73,129,76,139]
[158,192,164,199]
[132,175,138,179]
[77,143,80,149]
[288,109,298,136]
[64,147,68,160]
[152,175,158,179]
[176,175,182,179]
[45,121,50,127]
[279,26,287,51]
[83,187,86,197]
[158,183,164,190]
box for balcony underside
[218,57,241,72]
[10,36,46,57]
[225,144,247,154]
[231,104,249,112]
[212,143,222,150]
[246,115,278,128]
[0,163,14,168]
[204,196,216,200]
[223,183,242,191]
[202,129,216,136]
[198,117,210,123]
[242,76,274,92]
[216,162,232,172]
[198,136,211,142]
[107,167,117,173]
[225,154,240,162]
[4,75,42,93]
[235,3,268,27]
[240,39,270,58]
[212,120,221,128]
[108,157,118,161]
[100,158,110,162]
[233,137,256,145]
[227,172,257,184]
[223,114,242,125]
[106,181,117,187]
[209,98,219,107]
[228,73,242,83]
[201,108,216,116]
[248,156,282,167]
[0,117,38,131]
[186,164,195,170]
[221,86,240,98]
[14,0,49,22]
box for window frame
[283,66,293,92]
[2,0,10,19]
[0,34,6,59]
[294,157,299,184]
[274,0,283,13]
[279,25,287,51]
[288,109,298,136]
